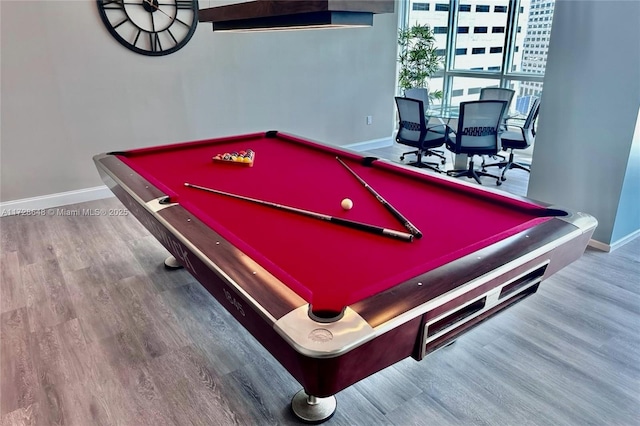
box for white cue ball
[341,198,353,210]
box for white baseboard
[588,239,611,252]
[344,137,394,152]
[0,137,394,218]
[589,229,640,252]
[0,186,114,217]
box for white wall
[528,0,640,247]
[0,1,398,203]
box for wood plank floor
[1,145,638,425]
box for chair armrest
[504,123,528,140]
[505,112,526,123]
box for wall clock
[97,0,198,56]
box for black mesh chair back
[450,100,507,155]
[394,96,448,172]
[521,97,541,141]
[404,88,430,109]
[395,96,427,146]
[479,87,515,106]
[445,100,507,185]
[484,97,541,181]
[480,87,516,130]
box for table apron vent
[417,261,549,359]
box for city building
[404,0,554,113]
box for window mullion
[442,0,459,107]
[502,0,520,85]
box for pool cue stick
[184,183,413,242]
[336,157,423,239]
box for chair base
[401,150,443,173]
[482,153,506,168]
[484,151,530,181]
[447,158,501,185]
[401,149,447,165]
[400,149,419,161]
[407,160,442,173]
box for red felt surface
[119,133,551,312]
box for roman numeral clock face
[97,0,198,56]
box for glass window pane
[513,0,555,75]
[507,80,543,120]
[453,0,509,71]
[449,77,500,106]
[405,0,450,94]
[428,76,445,104]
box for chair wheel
[400,155,405,161]
[501,176,507,181]
[496,180,502,186]
[441,159,446,164]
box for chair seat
[423,130,447,146]
[500,130,528,149]
[425,123,448,134]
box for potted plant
[397,23,443,100]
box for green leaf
[397,23,442,91]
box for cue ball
[341,198,353,210]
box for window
[402,0,553,108]
[468,87,482,95]
[454,2,509,71]
[449,77,500,106]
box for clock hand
[143,0,174,20]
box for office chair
[480,87,515,109]
[395,96,450,172]
[404,88,430,107]
[484,98,540,181]
[479,87,515,163]
[445,100,508,185]
[403,89,447,163]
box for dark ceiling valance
[198,0,395,32]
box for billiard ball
[341,198,353,210]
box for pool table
[94,131,597,422]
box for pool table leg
[163,255,183,270]
[291,390,337,423]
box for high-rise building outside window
[403,0,554,114]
